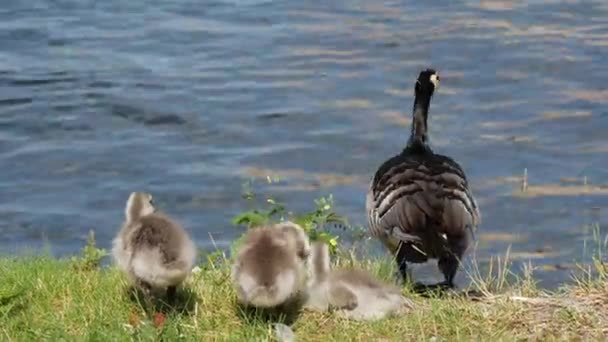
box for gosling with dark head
[366,69,481,290]
[231,221,310,308]
[304,241,412,321]
[112,192,197,303]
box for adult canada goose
[304,241,413,321]
[365,69,481,289]
[112,192,197,302]
[231,221,310,308]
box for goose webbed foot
[412,281,455,297]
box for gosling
[112,192,197,302]
[304,241,413,321]
[231,221,311,308]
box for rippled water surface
[1,0,608,288]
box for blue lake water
[1,0,608,288]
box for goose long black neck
[406,91,432,152]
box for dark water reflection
[1,0,607,288]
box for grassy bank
[1,242,607,341]
[1,188,607,341]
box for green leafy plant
[231,178,353,254]
[231,179,286,228]
[70,229,108,271]
[290,194,346,252]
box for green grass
[1,244,606,341]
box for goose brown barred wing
[366,153,480,253]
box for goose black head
[415,69,440,97]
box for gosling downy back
[305,241,413,321]
[231,221,310,308]
[112,192,197,292]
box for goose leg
[394,242,410,285]
[395,241,429,285]
[437,255,458,288]
[135,278,154,307]
[166,286,177,304]
[438,230,472,288]
[397,259,409,285]
[136,278,153,296]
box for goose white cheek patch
[430,74,440,89]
